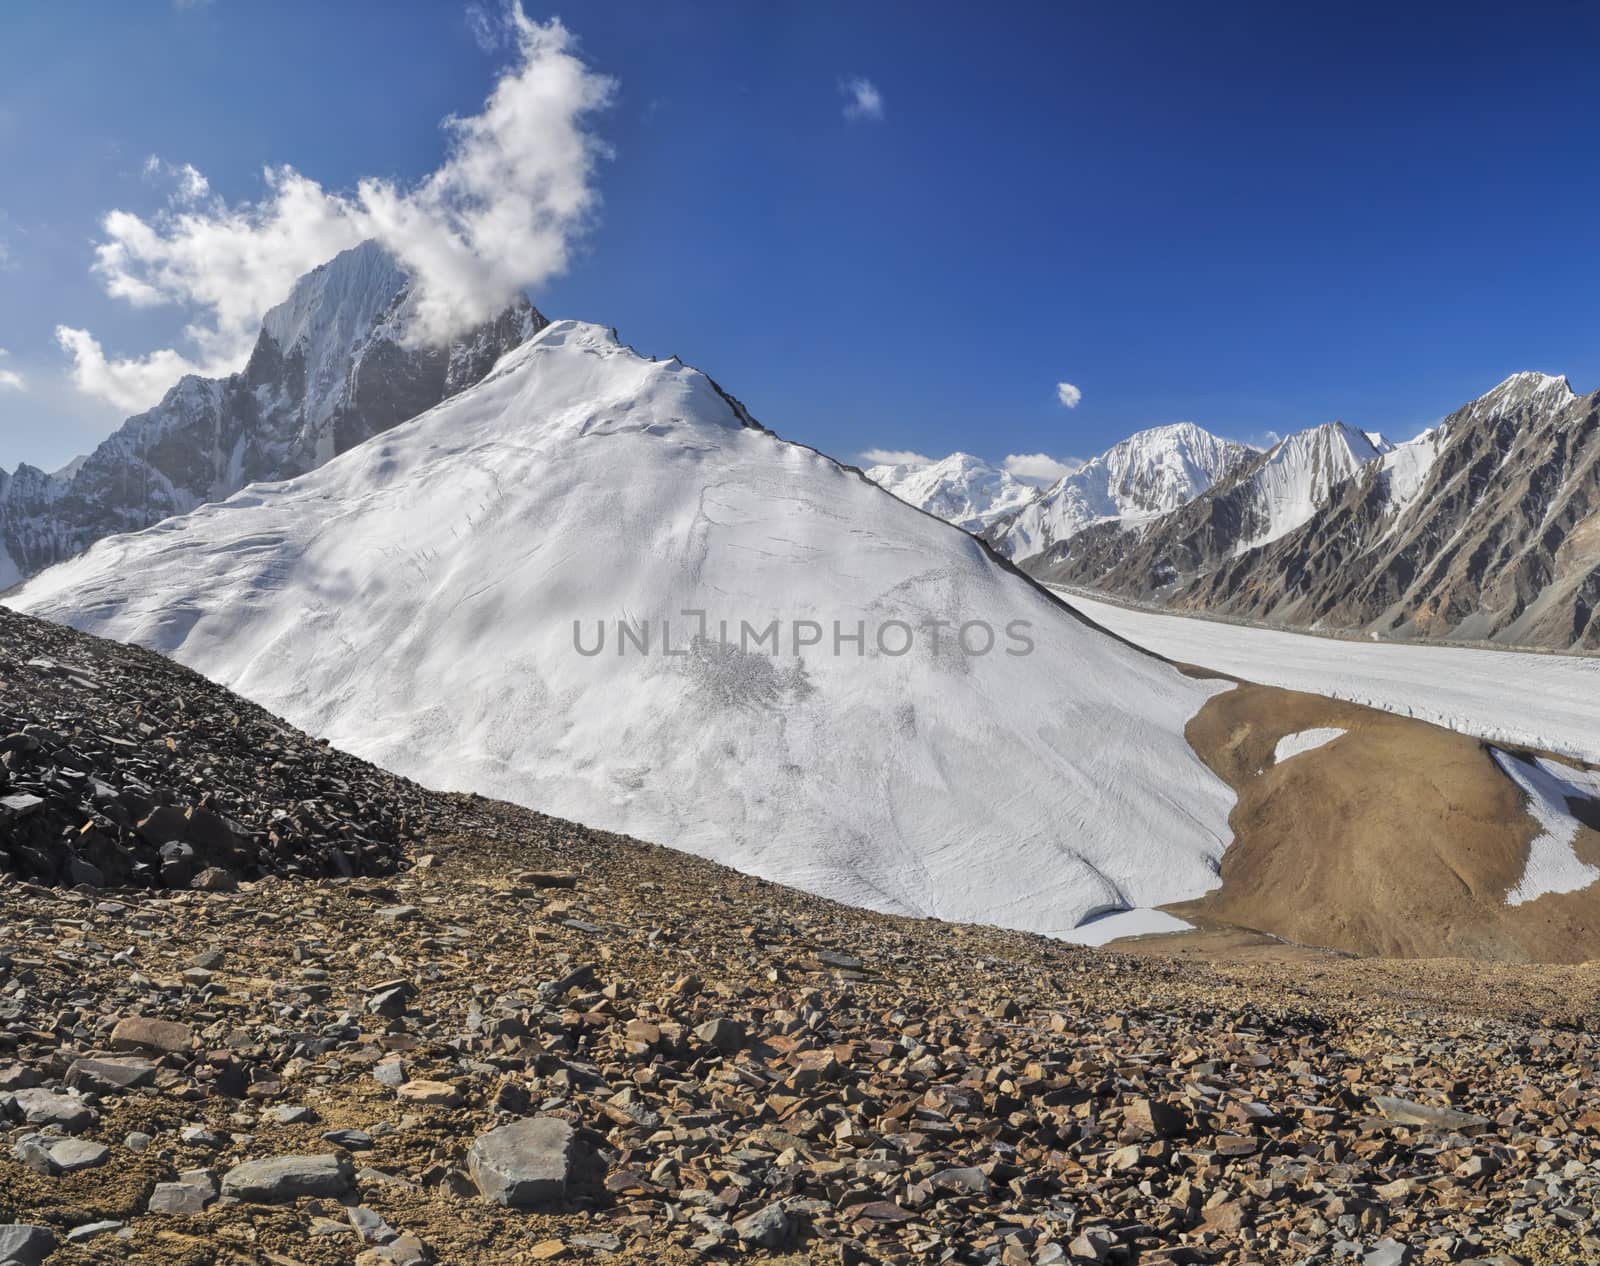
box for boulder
[10,1088,94,1132]
[221,1154,355,1202]
[110,1015,193,1055]
[65,1055,158,1093]
[467,1117,577,1209]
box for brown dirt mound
[1172,678,1600,961]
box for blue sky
[1,0,1598,476]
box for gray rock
[929,1165,990,1194]
[65,1055,158,1093]
[10,1088,94,1131]
[261,1104,318,1125]
[693,1017,746,1053]
[124,1131,152,1154]
[0,1224,55,1266]
[321,1129,374,1150]
[349,1206,398,1245]
[366,986,411,1019]
[1372,1095,1492,1135]
[0,1066,40,1092]
[369,1235,432,1266]
[149,1180,211,1216]
[1365,1241,1411,1266]
[65,1221,122,1244]
[15,1134,108,1175]
[733,1202,794,1248]
[220,1153,355,1202]
[816,949,864,970]
[466,1116,577,1209]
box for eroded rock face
[0,241,544,583]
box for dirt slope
[1176,679,1600,960]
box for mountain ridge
[1031,371,1600,650]
[0,240,545,587]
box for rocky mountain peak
[0,244,546,583]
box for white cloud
[841,77,884,121]
[62,5,615,411]
[143,156,211,204]
[1003,453,1083,486]
[1056,382,1082,409]
[466,3,502,51]
[55,328,200,412]
[859,448,933,468]
[0,348,23,392]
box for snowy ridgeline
[12,320,1246,942]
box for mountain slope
[985,422,1254,562]
[0,240,543,582]
[863,452,1039,532]
[10,321,1243,939]
[1037,373,1600,650]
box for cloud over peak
[60,5,615,412]
[859,448,933,468]
[1003,452,1083,485]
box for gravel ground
[3,613,1600,1265]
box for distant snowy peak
[1473,371,1576,418]
[1094,421,1254,515]
[988,422,1254,561]
[1232,421,1388,553]
[864,452,1039,531]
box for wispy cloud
[58,4,615,412]
[1003,453,1082,485]
[143,156,210,203]
[0,348,24,392]
[840,76,884,122]
[1056,381,1082,409]
[465,3,503,51]
[859,447,932,467]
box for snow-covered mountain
[1029,421,1398,594]
[984,422,1255,562]
[1036,373,1600,650]
[1226,422,1391,555]
[0,241,543,585]
[862,452,1039,532]
[10,320,1241,939]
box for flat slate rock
[467,1117,577,1209]
[110,1016,193,1055]
[221,1154,355,1202]
[0,1225,56,1266]
[1372,1094,1492,1134]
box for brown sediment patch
[1167,679,1600,962]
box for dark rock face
[0,603,433,888]
[0,241,545,586]
[1032,374,1600,651]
